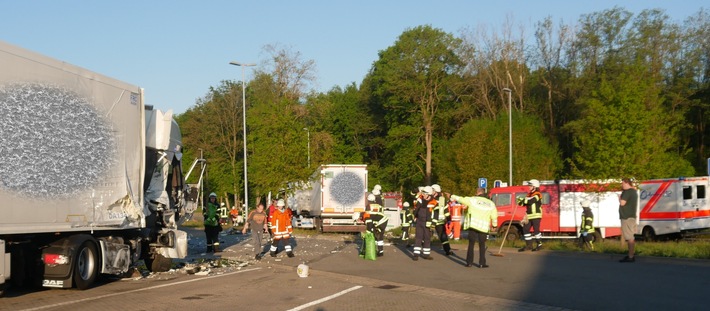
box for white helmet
[422,186,433,195]
[581,200,591,208]
[403,202,410,207]
[528,179,540,188]
[277,199,285,207]
[374,184,382,191]
[367,194,376,202]
[431,184,441,192]
[209,192,217,198]
[372,189,381,195]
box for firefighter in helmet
[203,192,221,253]
[364,194,389,256]
[268,199,294,257]
[518,179,543,251]
[412,186,436,260]
[431,184,453,256]
[218,202,229,226]
[372,184,384,206]
[400,201,414,247]
[579,200,595,250]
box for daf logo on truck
[43,280,64,288]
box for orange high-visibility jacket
[269,208,293,237]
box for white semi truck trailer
[0,40,193,293]
[289,164,368,232]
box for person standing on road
[204,193,222,253]
[619,178,638,263]
[363,194,389,256]
[243,203,268,259]
[269,199,295,258]
[579,200,595,250]
[518,179,543,252]
[400,201,414,247]
[218,202,229,226]
[431,184,453,256]
[230,206,240,228]
[266,199,277,243]
[448,188,497,268]
[412,186,436,260]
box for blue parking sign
[478,178,487,189]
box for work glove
[516,197,525,205]
[581,232,588,237]
[425,221,432,228]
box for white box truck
[0,40,192,293]
[289,164,368,232]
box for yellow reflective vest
[451,195,497,233]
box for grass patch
[388,226,710,260]
[501,238,710,260]
[181,219,203,228]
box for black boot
[519,240,532,252]
[270,251,277,257]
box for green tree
[436,112,562,195]
[366,25,463,185]
[176,81,244,204]
[564,62,694,179]
[305,83,374,165]
[247,45,317,201]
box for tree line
[176,7,710,207]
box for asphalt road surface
[2,229,709,311]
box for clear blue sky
[1,1,706,114]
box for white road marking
[286,285,363,311]
[17,267,262,311]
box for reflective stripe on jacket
[269,208,293,236]
[525,190,542,219]
[400,209,413,227]
[432,194,450,225]
[581,210,594,233]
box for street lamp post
[229,61,256,215]
[303,127,310,168]
[503,88,512,186]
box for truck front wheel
[499,224,521,241]
[145,253,172,272]
[73,241,99,290]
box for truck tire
[642,226,657,241]
[315,217,323,233]
[592,231,602,243]
[145,254,172,273]
[499,224,521,241]
[73,241,99,290]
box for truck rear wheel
[642,227,657,241]
[592,231,602,242]
[315,217,323,233]
[73,241,99,290]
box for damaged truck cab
[0,40,192,293]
